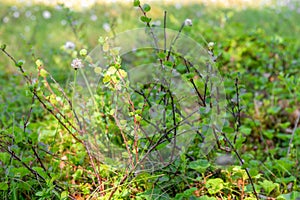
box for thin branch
[1,48,83,144]
[213,126,259,200]
[287,111,300,156]
[164,11,167,53]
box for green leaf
[240,126,252,135]
[222,126,234,134]
[0,44,6,50]
[16,59,25,67]
[11,167,30,177]
[142,4,151,12]
[36,191,45,197]
[205,178,224,194]
[258,180,278,195]
[163,60,173,67]
[60,191,69,200]
[133,0,140,7]
[0,182,8,191]
[32,167,48,180]
[267,106,281,114]
[183,187,197,196]
[140,16,151,23]
[188,159,210,173]
[176,64,186,73]
[198,196,216,200]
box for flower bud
[184,18,192,26]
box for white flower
[55,5,63,10]
[64,41,75,50]
[61,20,67,26]
[90,14,97,21]
[152,20,161,26]
[71,58,84,70]
[25,11,32,18]
[42,10,51,19]
[184,18,192,26]
[13,11,20,18]
[103,23,111,32]
[3,17,9,23]
[208,42,215,49]
[175,3,182,9]
[30,15,36,21]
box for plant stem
[72,69,77,110]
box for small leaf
[16,60,25,67]
[188,159,210,173]
[259,180,279,195]
[133,0,140,7]
[205,178,224,195]
[102,42,109,52]
[142,4,151,12]
[0,182,8,191]
[35,59,43,67]
[198,196,216,200]
[0,44,7,50]
[94,67,102,74]
[35,191,44,196]
[140,16,151,23]
[183,187,197,196]
[40,69,48,78]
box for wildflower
[61,20,67,26]
[79,49,88,56]
[3,17,9,23]
[64,41,75,50]
[35,59,43,67]
[175,3,182,9]
[184,18,192,26]
[152,20,161,26]
[42,10,51,19]
[13,11,20,18]
[25,11,32,18]
[71,58,84,70]
[106,66,117,75]
[103,23,111,32]
[90,14,97,21]
[208,42,215,50]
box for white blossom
[13,11,20,18]
[103,23,111,32]
[42,10,51,19]
[208,42,215,49]
[184,18,193,26]
[3,17,9,23]
[71,58,84,70]
[90,14,97,21]
[25,11,32,18]
[64,41,75,50]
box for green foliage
[0,0,299,199]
